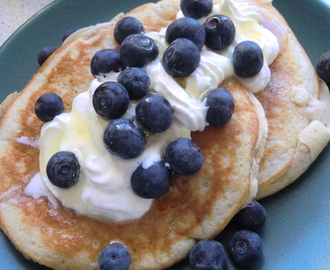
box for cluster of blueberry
[188,200,266,268]
[34,0,242,201]
[110,0,263,80]
[34,0,270,269]
[96,200,267,270]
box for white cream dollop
[38,80,190,222]
[32,0,279,222]
[176,0,279,93]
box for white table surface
[0,0,330,48]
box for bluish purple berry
[164,137,203,176]
[90,49,124,78]
[135,93,174,133]
[38,46,56,66]
[117,67,150,100]
[203,14,235,50]
[206,88,234,126]
[34,93,64,122]
[46,151,80,189]
[165,17,206,50]
[62,27,80,42]
[120,34,158,68]
[103,119,146,159]
[114,16,145,45]
[131,160,172,198]
[228,229,263,266]
[233,41,264,78]
[180,0,213,20]
[92,81,129,120]
[162,38,200,78]
[316,51,330,86]
[98,243,131,270]
[189,239,228,270]
[235,200,267,231]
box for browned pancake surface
[0,78,260,270]
[0,1,264,269]
[250,0,330,198]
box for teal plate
[0,0,330,269]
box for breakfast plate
[0,0,330,269]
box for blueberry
[117,67,150,100]
[98,243,131,270]
[62,27,80,42]
[46,151,80,189]
[235,200,267,231]
[316,51,330,86]
[180,0,213,20]
[189,239,227,270]
[136,93,174,133]
[37,46,56,66]
[34,93,64,122]
[90,49,124,78]
[162,38,200,78]
[131,160,172,198]
[164,137,203,176]
[93,81,129,119]
[120,34,158,68]
[206,88,234,126]
[103,119,146,159]
[114,16,145,45]
[203,14,235,50]
[228,229,263,266]
[233,40,264,78]
[165,17,206,50]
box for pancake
[250,0,330,199]
[0,0,266,269]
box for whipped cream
[37,82,190,222]
[177,0,280,93]
[30,0,279,222]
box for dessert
[0,0,267,269]
[0,0,329,269]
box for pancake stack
[0,0,329,269]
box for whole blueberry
[117,67,150,100]
[62,27,80,42]
[46,151,80,189]
[162,38,200,78]
[103,119,146,159]
[120,34,158,68]
[189,239,228,270]
[114,16,145,45]
[180,0,213,20]
[233,40,264,78]
[228,229,263,266]
[38,46,56,66]
[98,243,131,270]
[165,17,206,50]
[203,14,235,50]
[316,51,330,86]
[206,88,234,126]
[34,93,64,122]
[164,137,203,176]
[90,49,124,78]
[136,93,174,133]
[93,81,129,119]
[131,160,172,198]
[235,200,267,231]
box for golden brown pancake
[250,0,330,198]
[0,0,266,269]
